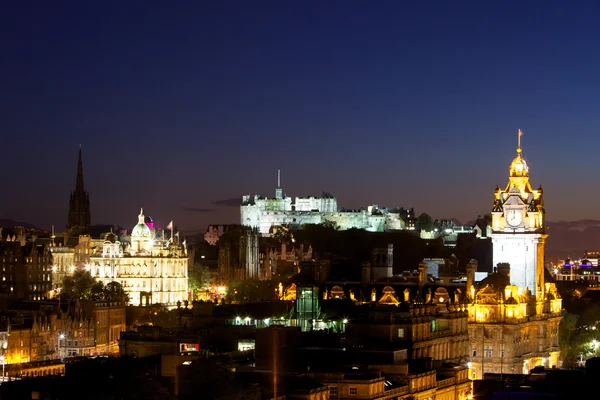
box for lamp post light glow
[58,334,65,359]
[0,337,7,379]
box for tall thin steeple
[67,146,91,232]
[75,145,85,193]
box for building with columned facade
[89,209,188,308]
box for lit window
[398,328,405,338]
[484,345,493,358]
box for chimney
[418,262,428,287]
[466,259,478,299]
[387,244,394,267]
[497,263,510,279]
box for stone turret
[497,262,511,279]
[466,259,478,300]
[418,262,428,288]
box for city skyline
[3,1,600,231]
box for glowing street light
[0,341,7,379]
[58,334,65,359]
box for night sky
[2,1,600,234]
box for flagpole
[171,221,174,242]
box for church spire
[75,145,85,193]
[67,146,91,232]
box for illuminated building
[489,133,546,295]
[48,230,76,294]
[468,132,563,378]
[553,257,600,282]
[240,172,415,233]
[348,282,471,364]
[89,209,189,307]
[58,300,95,357]
[0,234,52,301]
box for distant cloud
[210,198,240,207]
[182,207,216,213]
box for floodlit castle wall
[384,213,405,231]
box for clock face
[506,209,523,227]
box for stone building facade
[49,237,76,294]
[349,285,471,364]
[58,300,95,358]
[0,236,52,302]
[89,209,189,307]
[467,267,562,378]
[217,227,260,282]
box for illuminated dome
[131,208,152,237]
[509,148,529,177]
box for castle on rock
[241,172,414,234]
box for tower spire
[517,129,523,153]
[275,169,283,200]
[75,146,85,193]
[67,146,91,231]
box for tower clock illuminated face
[506,209,523,227]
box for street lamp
[58,334,65,359]
[1,341,7,380]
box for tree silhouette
[415,213,434,232]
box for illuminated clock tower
[490,131,547,298]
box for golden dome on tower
[509,148,529,177]
[509,129,529,178]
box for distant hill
[545,220,600,259]
[461,218,600,260]
[0,218,40,230]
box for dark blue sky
[2,1,600,233]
